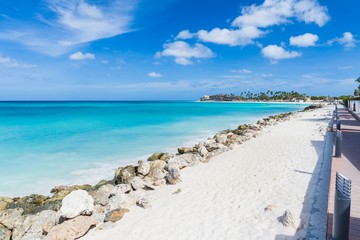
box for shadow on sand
[274,129,334,239]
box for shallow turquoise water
[0,101,307,196]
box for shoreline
[84,104,333,240]
[196,100,313,105]
[0,102,306,198]
[0,104,327,240]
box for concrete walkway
[326,107,360,239]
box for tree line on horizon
[200,91,309,102]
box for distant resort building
[201,95,210,100]
[349,97,360,114]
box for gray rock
[92,204,106,225]
[60,190,94,219]
[11,215,32,240]
[104,208,129,223]
[114,165,136,184]
[130,176,145,190]
[137,161,150,176]
[148,160,167,181]
[166,166,181,185]
[154,179,166,186]
[282,209,298,228]
[110,184,132,196]
[12,210,57,240]
[177,147,195,154]
[0,224,11,240]
[177,153,201,167]
[106,194,136,211]
[147,152,163,161]
[137,196,152,209]
[44,216,96,240]
[214,134,227,144]
[91,184,114,206]
[0,197,13,211]
[166,157,189,170]
[197,145,209,157]
[205,143,227,152]
[0,208,24,229]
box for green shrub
[342,96,349,108]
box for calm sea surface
[0,101,307,196]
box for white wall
[349,100,360,113]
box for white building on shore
[349,97,360,114]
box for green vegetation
[354,77,360,96]
[200,91,308,102]
[342,96,350,107]
[310,96,327,101]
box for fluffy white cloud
[293,0,330,27]
[156,41,215,65]
[230,68,252,74]
[148,72,162,78]
[195,0,328,47]
[176,30,193,40]
[232,0,329,28]
[197,26,264,46]
[261,45,301,62]
[69,51,95,60]
[0,0,137,55]
[0,56,36,68]
[328,32,356,48]
[289,33,319,47]
[232,0,293,28]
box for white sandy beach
[82,106,333,240]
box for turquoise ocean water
[0,101,307,196]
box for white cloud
[230,68,252,74]
[232,0,329,28]
[328,32,356,48]
[69,51,95,60]
[176,30,193,40]
[156,41,215,65]
[0,56,36,68]
[293,0,330,27]
[49,0,135,46]
[0,0,137,55]
[148,72,162,78]
[261,44,301,62]
[101,60,109,64]
[232,0,293,28]
[289,33,319,47]
[197,26,264,46]
[195,0,328,47]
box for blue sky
[0,0,358,100]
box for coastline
[83,104,333,240]
[0,104,330,240]
[195,100,313,105]
[0,101,307,197]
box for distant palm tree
[355,89,360,96]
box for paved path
[326,107,360,239]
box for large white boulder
[60,190,94,219]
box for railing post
[331,172,351,240]
[336,119,341,131]
[335,131,342,158]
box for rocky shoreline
[0,104,323,240]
